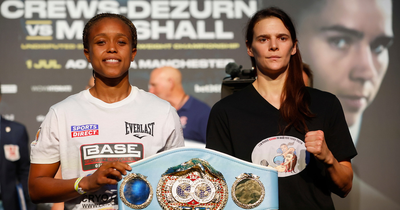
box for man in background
[0,84,36,210]
[149,66,210,145]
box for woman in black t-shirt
[206,7,357,210]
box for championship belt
[118,148,278,210]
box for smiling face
[247,17,297,76]
[84,17,137,79]
[297,0,393,126]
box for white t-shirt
[31,86,184,210]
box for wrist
[74,177,87,195]
[323,151,336,166]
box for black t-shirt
[206,85,357,210]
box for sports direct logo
[71,124,99,138]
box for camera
[221,62,256,99]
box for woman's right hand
[80,161,132,193]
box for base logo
[81,143,143,171]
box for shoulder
[306,87,339,105]
[50,90,86,110]
[133,87,176,115]
[0,117,28,143]
[187,96,210,110]
[213,84,254,108]
[209,84,257,120]
[135,87,171,107]
[307,87,335,98]
[1,116,27,131]
[306,87,344,117]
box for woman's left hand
[305,130,334,165]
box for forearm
[29,176,82,203]
[305,131,354,197]
[29,162,131,203]
[324,154,353,197]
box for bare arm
[50,167,65,210]
[28,161,131,203]
[305,130,353,197]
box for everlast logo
[125,122,155,138]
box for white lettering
[170,1,189,19]
[48,1,66,18]
[151,20,174,40]
[235,0,257,18]
[133,20,151,40]
[25,1,46,18]
[36,115,45,123]
[215,20,233,39]
[190,0,212,19]
[65,59,89,69]
[0,0,257,41]
[127,144,138,153]
[66,1,98,19]
[26,25,41,36]
[1,1,24,19]
[213,1,234,19]
[1,0,257,20]
[86,145,99,156]
[114,144,126,154]
[127,1,151,19]
[151,1,169,19]
[100,145,114,154]
[4,114,15,121]
[31,85,72,93]
[174,20,197,39]
[56,20,84,40]
[137,58,234,69]
[194,84,222,93]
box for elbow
[338,184,352,198]
[330,173,353,198]
[29,187,42,204]
[333,179,353,198]
[342,181,353,198]
[29,181,46,204]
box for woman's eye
[327,37,352,50]
[372,45,385,54]
[370,36,394,55]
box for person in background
[206,7,357,209]
[28,13,184,210]
[149,66,211,145]
[260,0,397,208]
[0,84,36,210]
[290,0,393,144]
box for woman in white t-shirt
[28,13,184,210]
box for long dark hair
[245,7,314,134]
